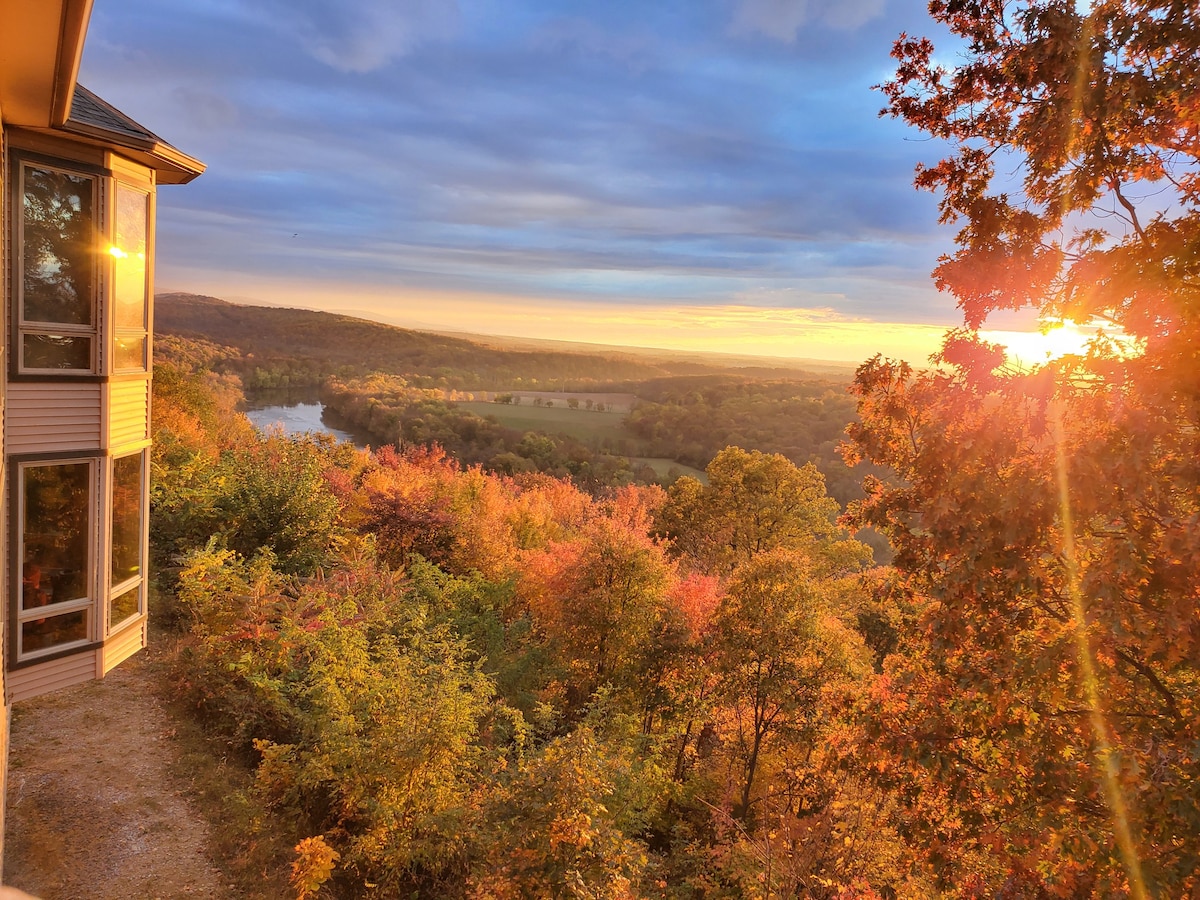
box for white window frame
[15,159,103,375]
[106,449,148,635]
[15,457,99,662]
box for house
[0,0,203,864]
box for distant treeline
[155,295,872,503]
[626,376,870,505]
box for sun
[980,320,1098,367]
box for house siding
[7,382,103,453]
[106,378,150,449]
[101,618,145,675]
[7,649,98,703]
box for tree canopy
[842,1,1200,895]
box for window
[13,153,155,376]
[109,451,146,631]
[111,184,150,372]
[13,452,148,661]
[17,460,96,659]
[19,163,99,372]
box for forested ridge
[155,303,870,504]
[148,1,1199,896]
[157,293,730,391]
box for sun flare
[980,319,1135,367]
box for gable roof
[61,84,205,184]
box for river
[242,396,370,447]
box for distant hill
[155,293,714,390]
[429,329,860,377]
[154,293,853,390]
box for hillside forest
[147,2,1197,898]
[155,296,869,507]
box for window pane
[113,186,148,330]
[22,166,94,326]
[22,610,89,655]
[112,454,143,584]
[114,334,147,371]
[110,585,141,630]
[23,333,92,369]
[23,463,91,610]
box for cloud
[84,0,959,345]
[730,0,887,41]
[248,0,460,73]
[530,17,657,73]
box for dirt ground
[3,649,234,900]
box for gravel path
[3,651,233,899]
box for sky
[78,0,989,363]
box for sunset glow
[981,319,1140,368]
[166,272,952,364]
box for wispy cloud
[729,0,887,41]
[83,0,959,362]
[242,0,461,73]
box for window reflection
[22,333,93,369]
[22,610,89,655]
[22,167,95,326]
[109,586,140,631]
[113,335,146,370]
[113,186,148,331]
[22,462,91,610]
[112,454,143,585]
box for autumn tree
[521,519,676,714]
[655,447,857,576]
[468,727,649,899]
[843,1,1200,894]
[709,550,871,823]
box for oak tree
[846,1,1200,894]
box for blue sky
[80,0,970,361]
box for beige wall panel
[107,379,150,449]
[8,650,98,704]
[6,382,102,452]
[101,619,146,675]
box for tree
[215,434,344,574]
[522,519,675,713]
[468,727,649,899]
[709,550,870,822]
[655,446,862,576]
[843,2,1200,894]
[880,0,1200,352]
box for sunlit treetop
[881,0,1200,358]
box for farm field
[458,400,641,447]
[487,391,637,412]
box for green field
[459,401,638,446]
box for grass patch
[459,400,643,447]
